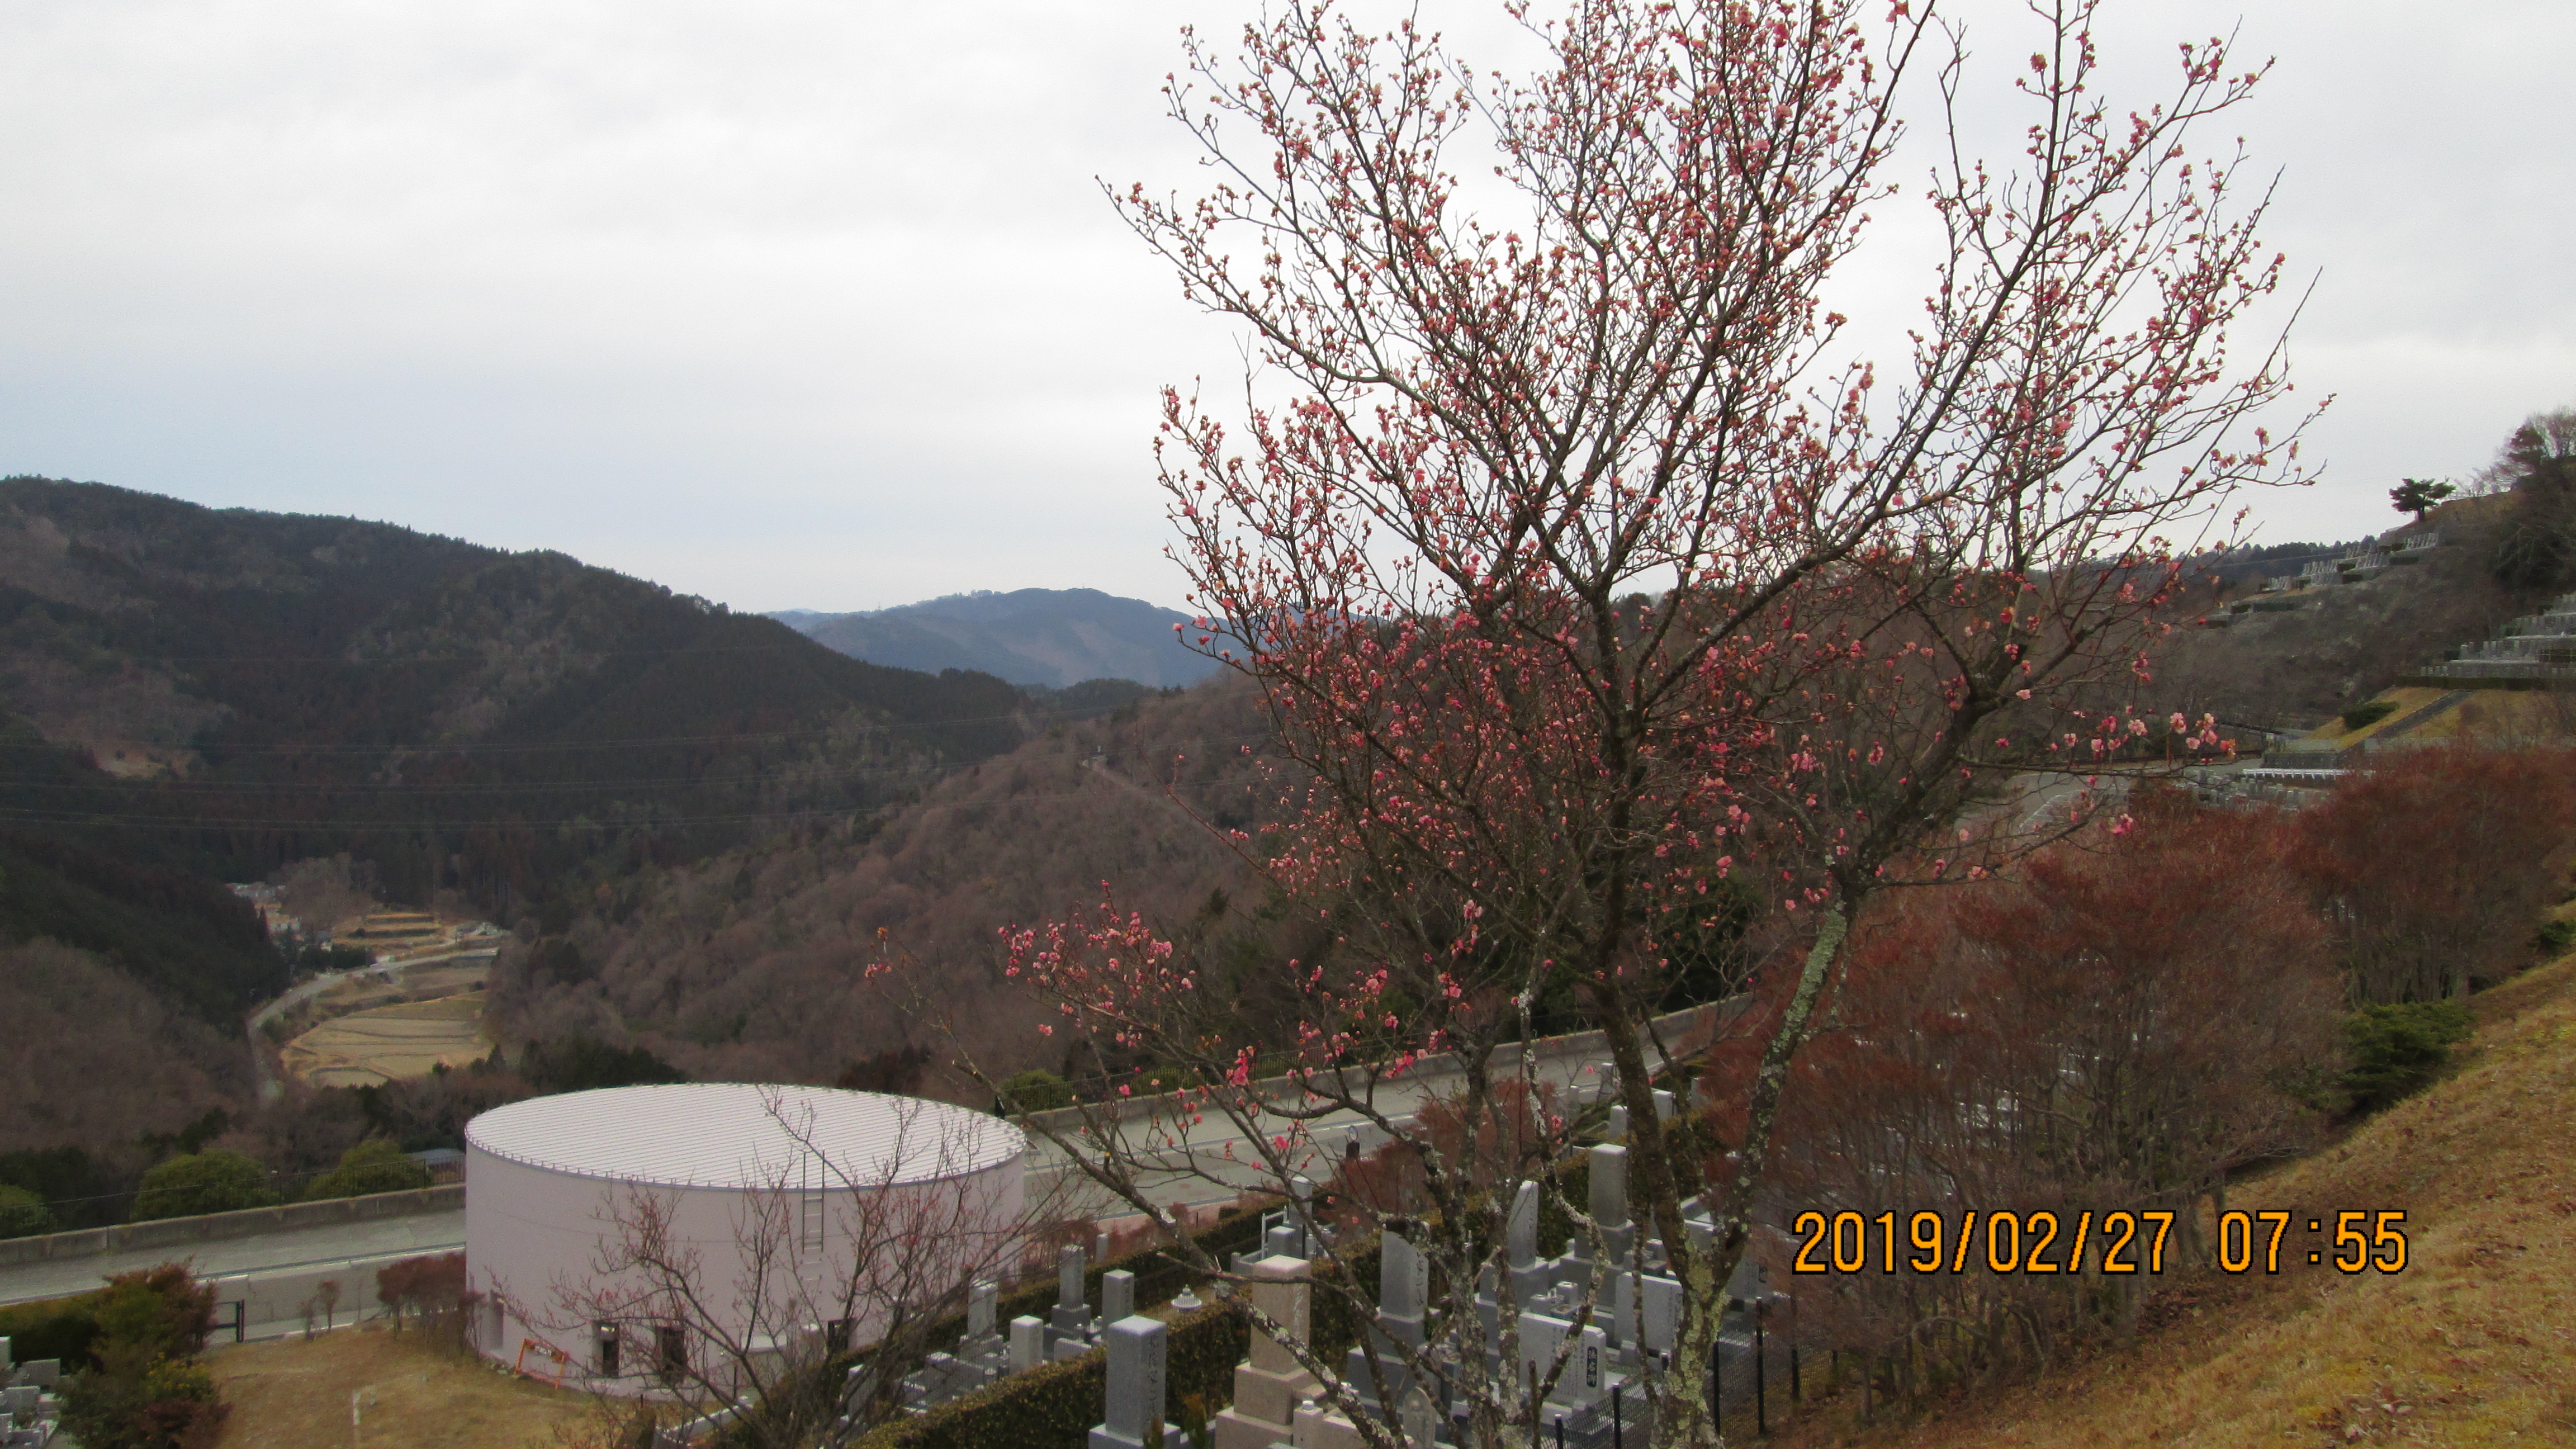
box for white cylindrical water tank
[463,1083,1027,1390]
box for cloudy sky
[0,1,2566,613]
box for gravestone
[1651,1088,1677,1121]
[1345,1233,1431,1408]
[1090,1315,1183,1449]
[1210,1256,1323,1449]
[1292,1395,1366,1449]
[1102,1270,1137,1325]
[1589,1145,1629,1232]
[1516,1311,1574,1404]
[1052,1244,1093,1342]
[1574,1324,1609,1407]
[1398,1384,1437,1448]
[1010,1316,1047,1375]
[1381,1233,1430,1339]
[968,1281,998,1339]
[1506,1180,1549,1303]
[1639,1276,1684,1356]
[1506,1182,1540,1267]
[1610,1265,1640,1354]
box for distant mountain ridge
[771,588,1220,689]
[0,476,1039,1004]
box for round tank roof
[465,1083,1027,1190]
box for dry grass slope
[1774,950,2576,1448]
[207,1322,596,1449]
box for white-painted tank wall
[463,1085,1026,1393]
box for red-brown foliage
[375,1251,468,1336]
[1704,794,2338,1374]
[2290,745,2576,1002]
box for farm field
[283,991,494,1088]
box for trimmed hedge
[0,1289,102,1368]
[906,1205,1268,1364]
[858,1304,1251,1449]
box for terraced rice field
[283,992,494,1087]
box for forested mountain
[0,477,1041,1011]
[773,588,1219,688]
[486,676,1303,1087]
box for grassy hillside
[1772,948,2576,1448]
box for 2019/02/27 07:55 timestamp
[1788,1209,2411,1276]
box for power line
[0,695,1190,759]
[0,731,1273,797]
[0,773,1258,833]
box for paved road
[0,1211,467,1310]
[1020,1006,1721,1224]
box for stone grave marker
[1010,1315,1046,1375]
[1090,1315,1182,1449]
[1640,1276,1683,1356]
[1210,1256,1322,1449]
[1052,1244,1092,1341]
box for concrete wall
[0,1185,464,1269]
[206,1253,442,1339]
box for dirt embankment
[1765,946,2576,1449]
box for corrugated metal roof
[463,1083,1027,1189]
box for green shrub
[0,1183,54,1238]
[32,1262,225,1448]
[0,1291,103,1368]
[2536,919,2576,956]
[296,1139,431,1202]
[2339,699,2400,732]
[996,1069,1075,1114]
[91,1263,215,1364]
[130,1150,274,1221]
[2341,1001,2475,1113]
[60,1348,227,1449]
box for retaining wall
[0,1185,464,1268]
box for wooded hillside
[486,676,1303,1085]
[0,477,1040,970]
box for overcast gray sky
[0,1,2565,613]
